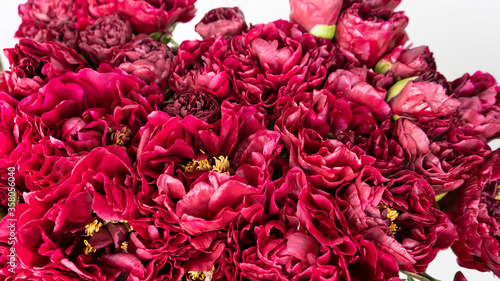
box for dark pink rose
[335,4,408,68]
[170,35,234,100]
[291,168,401,280]
[195,7,247,39]
[5,38,88,80]
[239,220,352,280]
[15,0,78,48]
[325,69,392,120]
[389,80,460,118]
[135,102,268,216]
[364,120,405,175]
[440,151,500,277]
[288,128,376,189]
[375,45,436,79]
[110,34,174,90]
[163,91,221,124]
[0,147,145,279]
[412,117,491,194]
[78,13,133,64]
[276,89,352,140]
[223,20,338,108]
[289,0,343,39]
[1,39,88,100]
[452,71,500,141]
[13,67,160,191]
[338,169,457,273]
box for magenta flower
[78,13,133,63]
[195,7,247,39]
[170,35,234,100]
[375,45,436,79]
[0,39,88,100]
[289,0,343,39]
[440,150,500,277]
[452,71,500,141]
[389,80,460,118]
[15,0,78,49]
[335,4,408,68]
[110,35,174,91]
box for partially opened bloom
[452,71,500,141]
[289,0,343,39]
[388,79,460,118]
[335,4,408,68]
[195,7,247,39]
[337,169,457,273]
[374,45,436,79]
[110,35,175,91]
[0,147,144,279]
[440,150,500,277]
[78,13,133,64]
[0,39,88,100]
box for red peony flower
[0,147,144,279]
[452,71,500,141]
[0,38,88,100]
[15,0,78,49]
[170,35,235,100]
[289,0,343,39]
[335,4,408,68]
[78,13,133,64]
[110,34,174,91]
[440,150,500,277]
[195,7,247,39]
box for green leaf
[309,24,337,39]
[435,192,448,202]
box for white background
[1,1,499,280]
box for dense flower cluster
[1,0,500,280]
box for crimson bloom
[110,35,174,91]
[78,13,133,64]
[289,0,343,39]
[440,150,500,277]
[0,39,88,100]
[195,7,247,39]
[335,4,408,68]
[452,71,500,141]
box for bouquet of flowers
[1,0,500,280]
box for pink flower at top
[195,7,247,39]
[335,4,408,68]
[289,0,343,38]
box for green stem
[401,271,432,281]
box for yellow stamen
[188,266,214,281]
[83,240,96,255]
[212,156,230,174]
[378,204,399,234]
[188,271,206,281]
[112,126,132,146]
[182,156,230,174]
[84,220,103,237]
[495,186,500,201]
[120,242,128,252]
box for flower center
[82,219,133,255]
[111,126,133,147]
[187,266,214,281]
[182,156,230,174]
[378,203,399,234]
[84,219,103,237]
